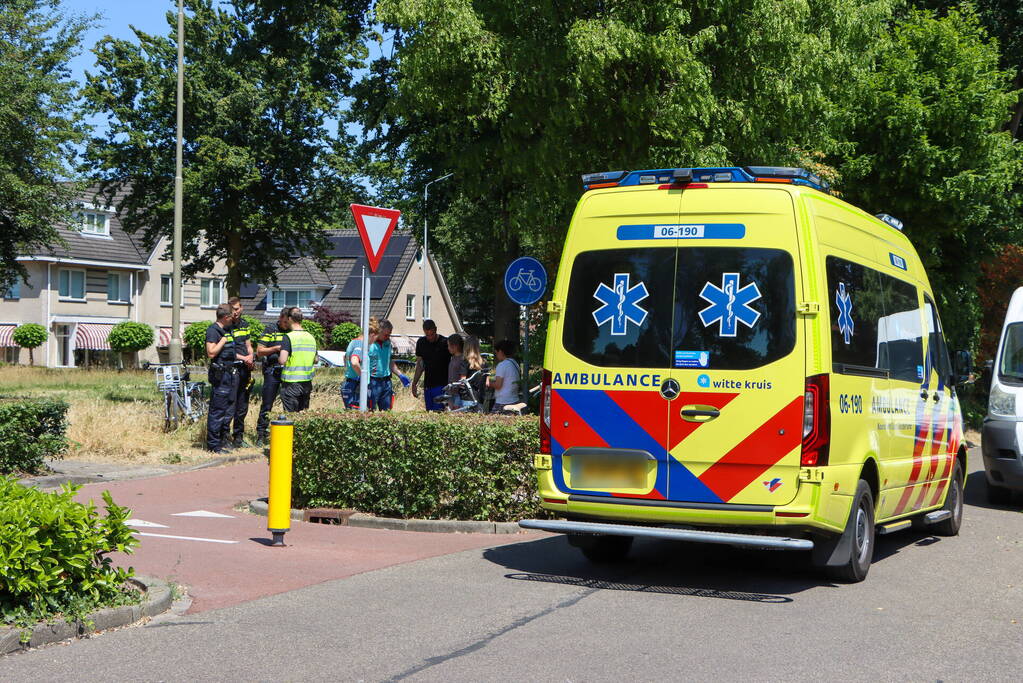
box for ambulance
[519,166,971,582]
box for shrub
[12,323,47,366]
[0,477,139,632]
[311,303,355,348]
[108,321,155,353]
[184,321,208,355]
[0,399,69,474]
[241,314,264,342]
[292,412,540,521]
[332,322,361,349]
[301,320,325,349]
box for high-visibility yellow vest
[282,329,317,383]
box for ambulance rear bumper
[518,519,814,550]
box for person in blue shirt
[342,318,378,410]
[368,319,409,411]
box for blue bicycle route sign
[504,257,547,306]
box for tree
[978,245,1023,361]
[311,303,355,349]
[12,323,47,366]
[0,1,92,291]
[83,1,370,296]
[360,0,895,340]
[331,321,360,349]
[108,321,155,368]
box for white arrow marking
[171,510,235,518]
[363,214,392,256]
[137,532,238,544]
[126,519,169,528]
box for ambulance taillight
[539,369,552,454]
[801,373,831,466]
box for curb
[188,451,265,471]
[0,575,172,656]
[247,499,524,535]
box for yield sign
[350,203,401,273]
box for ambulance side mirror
[953,350,973,385]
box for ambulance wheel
[932,461,964,537]
[575,535,633,563]
[825,480,875,583]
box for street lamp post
[168,0,185,364]
[422,172,453,321]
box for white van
[983,286,1023,503]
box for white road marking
[171,510,235,518]
[137,532,238,544]
[126,519,169,528]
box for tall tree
[0,0,92,291]
[84,1,369,295]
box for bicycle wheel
[163,391,180,432]
[187,384,207,421]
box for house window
[2,347,18,364]
[406,294,415,320]
[424,295,432,319]
[107,272,130,303]
[76,211,110,236]
[269,289,317,311]
[200,278,225,307]
[2,277,21,300]
[58,269,86,300]
[161,275,172,305]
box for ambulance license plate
[572,458,646,490]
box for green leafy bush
[292,412,540,521]
[332,322,360,349]
[12,323,47,366]
[184,321,208,354]
[0,399,69,474]
[0,477,139,631]
[107,321,155,352]
[241,314,264,342]
[301,320,325,349]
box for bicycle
[149,362,208,431]
[434,370,486,413]
[508,268,543,293]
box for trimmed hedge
[0,399,69,474]
[293,412,540,522]
[0,477,139,632]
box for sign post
[350,203,402,412]
[503,257,547,403]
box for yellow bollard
[267,417,294,547]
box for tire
[576,535,633,563]
[932,461,964,536]
[188,384,208,421]
[987,481,1012,506]
[826,479,875,583]
[163,392,180,432]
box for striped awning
[157,325,186,348]
[0,324,14,347]
[75,323,113,350]
[389,334,416,355]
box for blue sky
[64,1,171,85]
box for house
[0,191,462,366]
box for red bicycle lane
[72,461,533,614]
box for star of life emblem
[593,273,649,336]
[698,273,762,337]
[836,282,854,344]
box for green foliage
[184,321,209,353]
[0,477,139,632]
[0,1,93,291]
[301,320,325,349]
[241,314,264,342]
[0,398,68,474]
[107,321,155,353]
[292,412,540,521]
[12,323,46,349]
[83,0,370,295]
[332,322,360,349]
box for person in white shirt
[487,339,521,412]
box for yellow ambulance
[520,166,971,582]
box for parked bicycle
[434,370,486,413]
[148,362,208,431]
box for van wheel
[826,480,875,583]
[987,482,1012,505]
[933,461,964,536]
[575,535,634,563]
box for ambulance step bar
[518,519,814,551]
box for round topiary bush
[12,323,47,366]
[108,321,155,352]
[184,321,209,356]
[332,322,360,349]
[301,320,325,349]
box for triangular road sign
[350,204,401,272]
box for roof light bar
[581,171,626,190]
[875,213,904,231]
[581,166,832,193]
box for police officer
[277,308,316,412]
[226,296,254,448]
[205,303,239,453]
[254,306,291,445]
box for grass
[0,366,418,466]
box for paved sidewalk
[68,462,532,613]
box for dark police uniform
[227,319,253,446]
[256,322,285,441]
[205,321,238,452]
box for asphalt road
[4,448,1022,681]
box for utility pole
[422,173,452,321]
[168,0,185,364]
